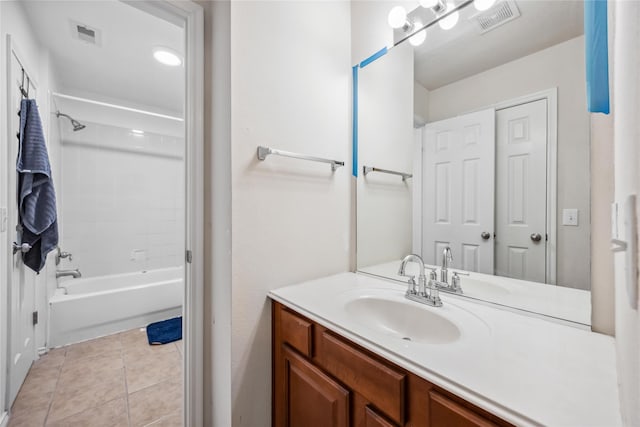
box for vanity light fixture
[153,47,182,67]
[438,2,460,30]
[473,0,497,11]
[409,22,427,46]
[388,6,412,31]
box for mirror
[355,0,592,325]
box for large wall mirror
[355,0,592,325]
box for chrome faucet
[398,254,442,307]
[441,246,453,284]
[56,269,81,279]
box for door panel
[7,42,38,406]
[422,109,495,273]
[495,99,547,282]
[284,346,349,427]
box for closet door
[495,99,547,282]
[422,108,495,273]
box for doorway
[1,1,203,425]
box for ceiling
[405,0,584,90]
[21,1,184,116]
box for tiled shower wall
[59,122,184,278]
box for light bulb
[419,0,439,7]
[474,0,496,11]
[438,2,459,30]
[388,6,408,29]
[409,29,427,46]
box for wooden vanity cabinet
[273,301,512,427]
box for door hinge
[32,311,38,326]
[185,250,193,264]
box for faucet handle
[406,276,417,294]
[428,268,438,281]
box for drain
[402,337,412,341]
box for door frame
[128,2,205,425]
[493,88,558,285]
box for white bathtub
[49,267,183,347]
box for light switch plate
[562,208,579,226]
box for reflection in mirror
[355,0,593,325]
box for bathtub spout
[56,269,82,279]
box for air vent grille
[473,0,521,34]
[70,20,102,46]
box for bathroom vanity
[273,301,511,426]
[269,273,621,426]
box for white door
[495,99,547,282]
[422,109,495,273]
[6,42,38,406]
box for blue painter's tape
[359,47,388,69]
[352,65,358,177]
[585,0,610,114]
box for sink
[344,296,461,344]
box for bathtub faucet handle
[56,247,73,265]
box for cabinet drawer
[429,391,497,427]
[319,331,406,425]
[280,308,313,357]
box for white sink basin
[344,296,461,344]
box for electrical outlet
[562,208,579,226]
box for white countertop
[269,272,621,427]
[359,260,592,326]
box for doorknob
[481,232,491,240]
[530,233,542,242]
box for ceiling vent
[70,20,102,46]
[471,0,521,34]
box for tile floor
[7,328,183,427]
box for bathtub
[49,267,183,347]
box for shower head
[55,111,86,131]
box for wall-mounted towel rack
[257,146,345,172]
[363,166,412,182]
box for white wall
[611,2,640,425]
[230,1,352,425]
[423,36,591,291]
[352,0,414,268]
[59,120,184,278]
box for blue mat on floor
[146,316,182,345]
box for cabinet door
[430,391,497,427]
[283,346,349,427]
[364,405,398,427]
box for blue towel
[146,317,182,345]
[17,99,58,273]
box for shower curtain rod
[51,92,184,122]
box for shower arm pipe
[51,92,184,122]
[393,0,474,47]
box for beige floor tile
[144,410,182,426]
[11,387,53,416]
[19,365,60,395]
[46,397,129,427]
[33,348,67,370]
[65,334,122,361]
[60,352,123,381]
[174,340,182,355]
[47,369,126,422]
[128,376,182,427]
[125,351,181,393]
[7,408,48,427]
[120,328,148,347]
